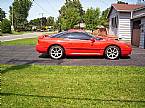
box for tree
[47,16,55,26]
[41,17,47,27]
[0,21,2,34]
[1,19,11,33]
[73,0,84,22]
[29,18,41,26]
[9,0,32,31]
[117,1,128,4]
[60,7,81,30]
[100,8,110,28]
[59,0,84,30]
[84,7,100,31]
[0,8,6,21]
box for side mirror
[90,38,95,43]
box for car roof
[67,29,85,33]
[58,30,86,35]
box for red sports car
[36,31,132,60]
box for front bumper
[121,48,132,56]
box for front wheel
[105,46,120,60]
[49,45,64,59]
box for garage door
[132,20,141,47]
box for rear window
[50,32,67,38]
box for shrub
[1,19,11,33]
[0,21,1,27]
[0,21,2,36]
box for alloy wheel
[49,45,64,59]
[106,46,120,60]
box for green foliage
[0,21,2,29]
[84,8,100,31]
[117,1,128,4]
[41,17,47,26]
[9,0,32,31]
[100,8,110,28]
[0,8,6,21]
[1,19,11,33]
[29,18,40,26]
[29,17,47,30]
[60,7,81,30]
[0,22,2,36]
[59,0,84,30]
[53,19,60,31]
[47,16,55,26]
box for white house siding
[109,9,118,36]
[139,17,145,48]
[118,12,132,40]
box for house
[74,23,86,29]
[108,3,145,48]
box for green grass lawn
[1,38,37,46]
[1,65,145,108]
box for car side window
[68,32,92,40]
[50,32,66,38]
[59,33,70,38]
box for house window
[111,16,118,28]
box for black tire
[105,46,120,60]
[49,45,64,59]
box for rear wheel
[105,46,120,60]
[49,45,64,59]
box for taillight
[38,35,44,39]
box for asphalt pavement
[0,45,145,66]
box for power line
[46,0,60,18]
[99,0,111,6]
[46,0,56,11]
[33,0,49,13]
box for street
[0,32,50,42]
[0,45,145,66]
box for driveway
[0,45,145,66]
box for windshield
[86,32,103,40]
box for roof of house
[133,5,145,11]
[108,3,145,18]
[112,4,145,11]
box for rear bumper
[36,44,48,53]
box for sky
[0,0,138,21]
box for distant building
[74,23,86,29]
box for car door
[63,32,102,55]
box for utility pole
[11,6,14,31]
[39,13,45,28]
